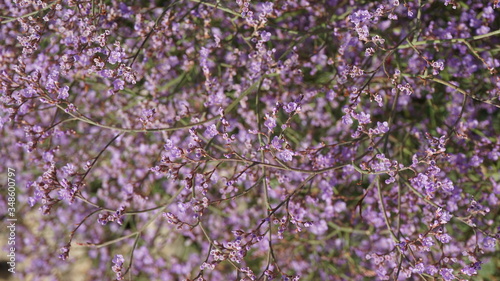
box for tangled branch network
[1,0,499,280]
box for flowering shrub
[1,0,499,280]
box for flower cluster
[0,0,498,280]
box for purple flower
[283,102,298,113]
[57,85,69,100]
[437,233,451,243]
[419,234,434,250]
[436,208,452,224]
[164,139,173,150]
[277,149,294,162]
[411,262,425,274]
[349,10,372,26]
[425,265,438,275]
[364,47,375,57]
[441,178,454,192]
[261,2,274,14]
[333,201,346,212]
[477,25,490,35]
[376,266,389,279]
[439,268,455,281]
[261,31,271,42]
[113,79,125,91]
[112,255,125,267]
[264,114,276,131]
[61,163,76,176]
[432,60,445,75]
[309,219,327,235]
[410,173,436,196]
[470,155,483,167]
[28,197,37,207]
[342,114,353,125]
[58,246,70,261]
[356,112,371,124]
[58,187,73,202]
[170,147,182,159]
[271,136,284,149]
[205,124,219,138]
[482,237,496,248]
[112,255,125,280]
[462,262,481,276]
[108,50,123,64]
[140,108,156,123]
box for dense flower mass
[1,0,499,280]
